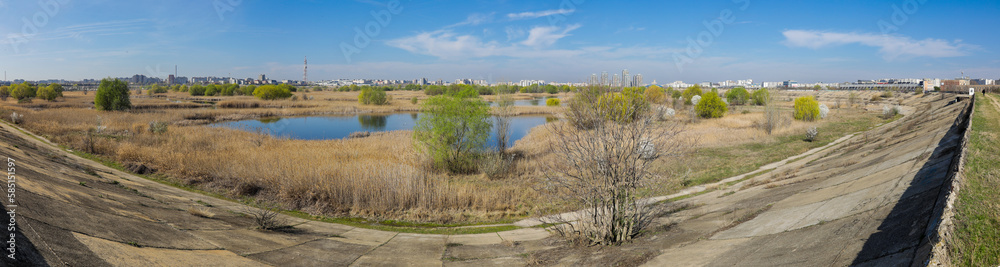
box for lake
[211,113,555,148]
[487,97,565,107]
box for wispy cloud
[2,19,151,45]
[522,24,580,47]
[782,30,973,60]
[507,9,575,20]
[387,24,680,61]
[446,13,495,28]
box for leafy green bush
[252,85,293,100]
[0,86,10,101]
[696,89,728,118]
[239,85,256,96]
[546,98,561,106]
[413,87,491,173]
[189,85,206,96]
[95,78,131,111]
[425,85,444,96]
[221,84,238,96]
[645,85,665,104]
[596,87,649,124]
[682,85,703,105]
[725,87,750,105]
[204,84,219,96]
[546,85,559,94]
[411,97,418,104]
[10,82,36,100]
[793,96,821,121]
[37,86,59,101]
[358,87,389,105]
[751,88,770,106]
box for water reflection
[358,115,387,130]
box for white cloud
[782,30,972,60]
[521,24,580,47]
[507,9,575,20]
[387,30,501,59]
[446,13,494,28]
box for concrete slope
[0,120,550,266]
[642,96,970,266]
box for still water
[487,97,565,107]
[211,113,555,148]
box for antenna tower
[304,56,308,84]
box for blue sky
[1,0,998,83]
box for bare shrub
[848,92,858,108]
[244,201,286,230]
[760,95,782,135]
[479,152,515,180]
[881,105,900,119]
[544,105,684,245]
[148,121,168,134]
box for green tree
[545,84,559,94]
[0,86,10,101]
[240,85,256,96]
[48,83,64,96]
[37,85,61,101]
[645,85,665,104]
[204,84,219,96]
[793,96,821,121]
[725,87,750,105]
[596,87,649,124]
[358,87,389,105]
[10,82,37,100]
[751,88,770,106]
[253,85,293,100]
[696,89,728,118]
[413,87,492,173]
[95,78,131,111]
[189,84,206,96]
[682,85,703,105]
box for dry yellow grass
[0,89,902,223]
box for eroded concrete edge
[924,95,975,266]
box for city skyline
[1,1,998,83]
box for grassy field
[0,88,905,226]
[951,93,1000,266]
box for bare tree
[762,94,782,135]
[544,98,685,245]
[494,84,514,152]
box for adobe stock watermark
[7,0,70,54]
[673,0,750,73]
[878,0,928,35]
[5,157,17,261]
[341,0,405,64]
[214,0,242,22]
[546,0,585,26]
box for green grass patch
[951,95,1000,266]
[669,111,881,189]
